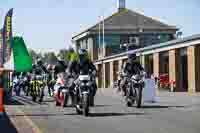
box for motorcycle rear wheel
[83,94,89,116]
[32,95,37,102]
[135,87,142,108]
[62,93,69,108]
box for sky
[0,0,200,52]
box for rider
[119,53,144,96]
[47,64,56,96]
[54,57,67,77]
[32,58,48,75]
[67,48,97,106]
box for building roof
[94,34,200,63]
[72,9,178,39]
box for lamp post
[98,15,105,58]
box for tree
[57,49,68,61]
[28,49,37,63]
[43,52,58,64]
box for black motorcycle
[30,74,45,102]
[125,71,145,108]
[74,71,94,116]
[13,76,24,96]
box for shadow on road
[20,96,48,105]
[94,105,112,107]
[89,112,146,117]
[5,99,24,106]
[9,113,77,117]
[0,113,18,133]
[43,99,54,102]
[140,105,185,109]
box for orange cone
[0,87,4,115]
[0,68,4,115]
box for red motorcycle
[53,74,70,107]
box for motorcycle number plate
[82,91,89,94]
[62,89,68,93]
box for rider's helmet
[127,53,137,63]
[36,58,43,66]
[78,48,89,65]
[67,46,77,61]
[68,46,74,53]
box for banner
[2,8,13,65]
[4,37,32,72]
[0,29,3,66]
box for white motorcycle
[125,71,145,108]
[74,72,93,116]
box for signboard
[0,30,3,66]
[2,8,13,64]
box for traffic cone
[0,68,4,116]
[0,87,4,116]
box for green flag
[4,36,32,72]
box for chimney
[118,0,126,12]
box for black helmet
[78,49,88,64]
[128,53,137,60]
[68,47,74,53]
[78,48,87,56]
[36,58,43,66]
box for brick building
[93,34,200,93]
[72,1,200,93]
[72,7,178,61]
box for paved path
[4,89,200,133]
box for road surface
[5,89,200,133]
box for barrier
[143,78,157,103]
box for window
[129,36,139,46]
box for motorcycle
[22,76,30,96]
[125,71,145,108]
[30,75,45,102]
[53,73,70,107]
[13,77,22,96]
[74,71,94,116]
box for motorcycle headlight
[81,82,85,86]
[86,82,92,86]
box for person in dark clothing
[119,53,144,96]
[67,49,97,106]
[46,64,56,96]
[32,58,48,75]
[53,59,67,77]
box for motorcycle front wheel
[83,93,89,116]
[135,87,142,108]
[62,92,69,108]
[16,86,21,96]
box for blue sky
[0,0,200,52]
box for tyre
[56,100,61,106]
[39,88,44,103]
[83,94,89,116]
[136,87,142,108]
[16,86,21,96]
[76,105,82,114]
[62,93,69,108]
[126,101,132,107]
[25,85,29,96]
[89,95,94,107]
[32,95,37,102]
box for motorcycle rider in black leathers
[53,58,68,77]
[32,58,48,75]
[118,53,144,96]
[67,48,97,106]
